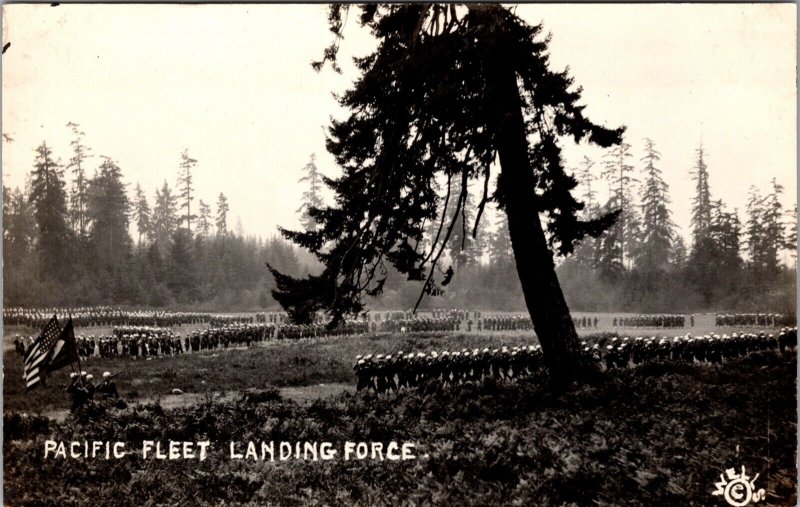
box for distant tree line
[3,122,306,309]
[5,126,794,313]
[347,138,796,313]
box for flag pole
[69,312,83,375]
[40,313,59,389]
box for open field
[4,312,791,415]
[3,352,795,506]
[5,331,551,414]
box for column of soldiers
[612,314,686,328]
[430,309,471,321]
[715,313,793,328]
[573,316,599,329]
[113,328,185,358]
[353,327,797,394]
[13,319,376,361]
[380,317,462,333]
[273,320,370,339]
[187,324,272,351]
[354,346,546,392]
[3,306,249,329]
[481,315,534,331]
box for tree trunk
[486,39,583,389]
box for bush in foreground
[4,354,796,506]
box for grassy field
[4,331,553,414]
[4,314,788,415]
[3,352,795,506]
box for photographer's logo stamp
[712,466,765,506]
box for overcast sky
[2,4,796,243]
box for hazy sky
[2,4,796,242]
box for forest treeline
[3,123,306,309]
[3,125,796,312]
[396,139,797,314]
[345,138,797,314]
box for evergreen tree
[577,156,599,217]
[761,177,785,273]
[744,185,765,269]
[669,235,687,270]
[636,138,674,271]
[66,121,91,238]
[708,200,742,273]
[487,213,513,265]
[197,199,212,238]
[132,183,151,252]
[687,142,718,287]
[151,181,178,253]
[572,156,600,267]
[29,141,72,279]
[216,192,229,235]
[593,201,625,279]
[86,156,132,294]
[270,4,623,386]
[785,203,797,265]
[690,143,712,248]
[297,153,325,231]
[235,216,244,237]
[178,149,198,231]
[601,140,638,268]
[3,186,38,302]
[3,186,36,254]
[168,227,196,300]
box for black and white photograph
[2,3,797,505]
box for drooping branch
[472,165,491,238]
[413,171,466,312]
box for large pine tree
[66,122,91,239]
[178,149,198,232]
[297,153,325,232]
[636,138,674,272]
[132,183,151,252]
[601,140,639,269]
[29,141,73,279]
[86,156,132,298]
[761,177,785,274]
[690,143,712,249]
[744,185,765,270]
[151,181,179,253]
[87,156,131,264]
[216,193,229,236]
[269,4,623,387]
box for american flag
[23,315,60,390]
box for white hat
[70,372,78,378]
[80,371,87,376]
[103,371,111,378]
[86,374,94,380]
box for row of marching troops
[612,314,686,328]
[573,316,599,329]
[274,320,370,339]
[188,325,269,350]
[353,328,797,393]
[373,309,479,322]
[481,315,533,331]
[13,320,377,360]
[380,317,462,333]
[715,313,794,328]
[78,332,185,358]
[186,321,371,348]
[3,306,254,330]
[595,330,796,368]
